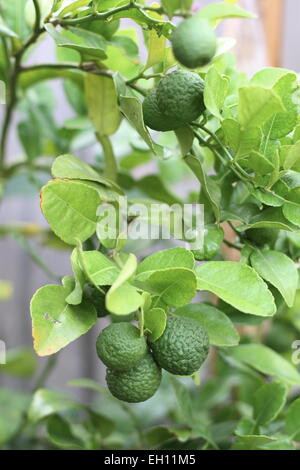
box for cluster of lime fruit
[96,316,209,403]
[142,15,217,132]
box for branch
[56,2,165,26]
[0,0,44,171]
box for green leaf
[204,67,229,119]
[28,389,82,423]
[232,434,276,450]
[0,22,18,38]
[144,10,166,70]
[138,267,197,308]
[283,141,300,170]
[0,389,31,445]
[145,425,191,447]
[185,154,221,221]
[144,307,167,342]
[175,303,239,347]
[106,253,142,315]
[222,119,261,159]
[236,207,300,232]
[192,224,224,261]
[46,415,84,449]
[250,250,298,307]
[84,73,121,136]
[263,73,298,139]
[119,95,161,155]
[0,347,37,377]
[45,24,107,60]
[229,344,300,386]
[30,281,97,356]
[40,179,99,245]
[136,247,194,281]
[196,261,276,317]
[253,381,287,427]
[244,151,274,174]
[137,174,182,205]
[238,86,285,129]
[80,250,119,286]
[251,67,292,87]
[65,248,85,305]
[286,397,300,441]
[169,376,193,423]
[199,3,255,21]
[175,126,194,157]
[283,201,300,227]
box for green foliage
[1,0,300,451]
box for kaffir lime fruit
[156,70,205,124]
[106,353,162,403]
[142,88,183,131]
[172,17,217,69]
[96,323,147,371]
[150,316,209,375]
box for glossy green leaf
[250,250,298,307]
[0,347,37,377]
[136,247,194,281]
[84,73,121,136]
[40,180,99,245]
[286,397,300,441]
[204,67,229,119]
[222,119,261,159]
[230,344,300,386]
[139,267,197,308]
[196,261,276,316]
[238,86,285,128]
[185,154,221,221]
[106,253,142,315]
[30,280,97,356]
[144,307,167,342]
[80,250,119,286]
[253,381,287,426]
[45,24,107,60]
[28,389,82,423]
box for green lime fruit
[96,323,148,371]
[142,88,183,131]
[156,70,205,124]
[172,17,217,69]
[150,316,209,375]
[245,228,278,246]
[106,353,162,403]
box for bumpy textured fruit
[172,17,217,69]
[156,71,205,124]
[106,354,162,403]
[142,89,183,131]
[96,323,147,371]
[150,316,209,375]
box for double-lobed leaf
[196,261,276,317]
[30,278,97,356]
[250,249,298,307]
